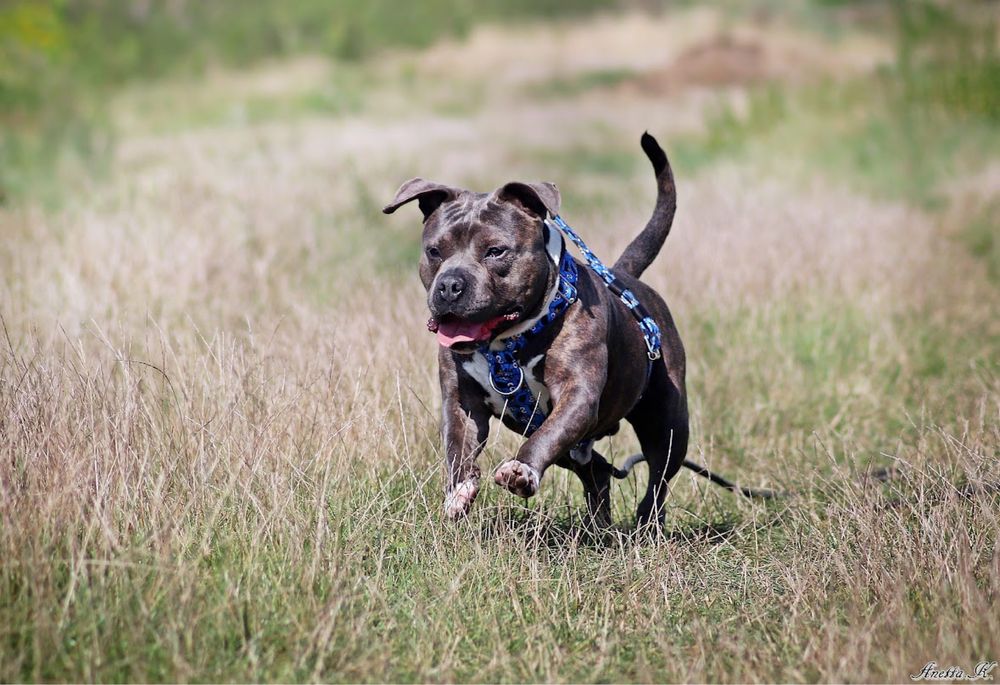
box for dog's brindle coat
[384,133,684,527]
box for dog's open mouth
[429,309,521,350]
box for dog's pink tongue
[436,318,500,348]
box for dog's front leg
[439,351,491,519]
[494,351,607,498]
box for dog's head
[384,178,561,353]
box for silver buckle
[489,365,524,396]
[559,279,577,303]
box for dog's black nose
[436,271,467,303]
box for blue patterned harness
[478,214,662,436]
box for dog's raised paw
[494,460,540,498]
[443,480,478,519]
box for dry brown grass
[1,7,998,683]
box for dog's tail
[612,132,677,279]
[611,455,779,500]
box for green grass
[672,85,789,173]
[670,3,1000,207]
[532,145,641,179]
[0,0,614,205]
[125,81,368,135]
[1,1,999,682]
[526,67,639,99]
[4,167,995,678]
[673,76,1000,207]
[2,382,995,682]
[960,201,1000,284]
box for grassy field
[1,2,999,682]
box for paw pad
[494,460,540,498]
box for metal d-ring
[489,365,524,397]
[559,278,577,303]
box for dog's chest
[462,352,551,418]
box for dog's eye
[484,246,509,259]
[425,246,441,260]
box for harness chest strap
[479,215,662,437]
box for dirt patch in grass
[638,33,771,91]
[625,23,889,97]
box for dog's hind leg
[628,372,689,530]
[633,420,688,530]
[559,446,616,529]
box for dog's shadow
[475,504,783,551]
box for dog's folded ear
[383,178,462,219]
[495,182,561,219]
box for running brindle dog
[384,133,764,528]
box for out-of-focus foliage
[0,0,612,204]
[2,0,610,105]
[0,1,68,114]
[671,1,999,208]
[1,0,998,206]
[892,0,1000,123]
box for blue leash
[479,215,662,437]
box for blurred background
[1,1,998,681]
[2,0,999,211]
